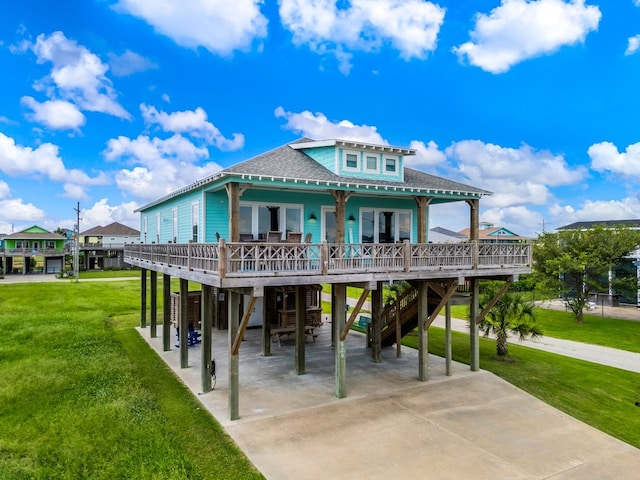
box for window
[344,150,359,171]
[143,217,148,243]
[322,208,336,243]
[191,203,199,242]
[360,208,412,243]
[365,155,378,173]
[384,156,397,174]
[172,208,178,243]
[241,202,302,240]
[46,241,55,249]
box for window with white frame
[364,154,379,173]
[360,208,412,243]
[191,203,199,242]
[240,202,302,240]
[384,156,398,174]
[172,208,178,243]
[143,217,148,243]
[343,150,360,171]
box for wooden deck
[125,240,532,288]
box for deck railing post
[321,241,328,275]
[403,240,411,272]
[472,240,479,269]
[219,239,227,278]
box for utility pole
[74,202,80,283]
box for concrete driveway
[138,323,640,479]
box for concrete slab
[137,322,640,480]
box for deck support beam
[261,287,271,357]
[163,274,171,351]
[445,302,452,376]
[333,284,347,398]
[469,278,480,371]
[140,268,147,328]
[295,286,306,375]
[201,284,213,393]
[417,281,429,381]
[370,283,382,363]
[150,270,157,338]
[179,278,189,368]
[228,290,241,420]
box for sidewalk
[325,293,640,373]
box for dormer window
[364,154,379,173]
[384,156,398,174]
[344,150,360,171]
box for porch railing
[124,240,532,279]
[1,248,66,256]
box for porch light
[309,212,317,222]
[348,214,356,223]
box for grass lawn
[0,282,263,479]
[450,304,640,354]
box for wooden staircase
[380,287,420,347]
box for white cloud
[0,132,109,199]
[480,206,543,236]
[279,0,444,73]
[445,139,586,208]
[30,31,130,120]
[141,104,244,151]
[275,106,387,144]
[588,141,640,178]
[114,0,268,56]
[108,49,158,76]
[21,96,86,131]
[550,197,640,228]
[0,198,46,222]
[453,0,601,73]
[625,34,640,55]
[405,140,446,168]
[103,134,223,200]
[80,198,141,230]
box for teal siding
[300,146,336,172]
[141,190,202,244]
[205,191,228,241]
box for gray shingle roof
[138,139,490,211]
[81,222,140,236]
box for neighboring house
[558,219,640,306]
[428,226,467,243]
[1,225,66,274]
[125,137,533,420]
[79,222,140,270]
[458,222,530,243]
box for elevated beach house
[1,225,66,275]
[125,138,532,420]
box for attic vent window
[365,155,378,173]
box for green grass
[403,328,640,449]
[0,282,263,479]
[450,304,640,354]
[76,269,142,279]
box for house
[558,219,640,306]
[125,137,532,420]
[458,222,530,243]
[0,225,66,274]
[79,222,140,270]
[428,226,467,243]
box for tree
[533,225,640,324]
[478,285,542,357]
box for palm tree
[478,289,543,357]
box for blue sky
[1,0,640,237]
